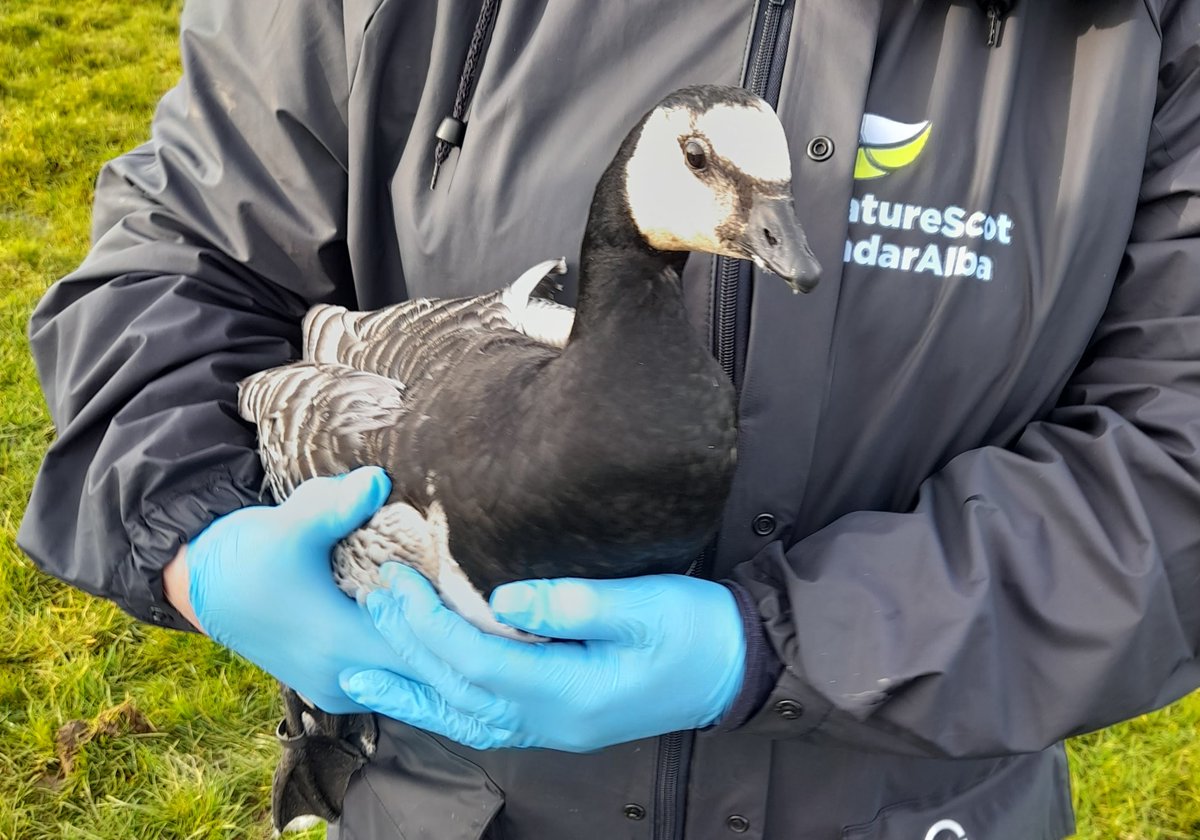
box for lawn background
[1,3,1198,839]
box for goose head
[619,85,821,293]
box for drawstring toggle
[431,116,468,189]
[432,115,468,189]
[436,116,467,147]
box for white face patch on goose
[693,102,792,183]
[624,100,793,257]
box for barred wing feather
[301,258,572,383]
[237,363,406,503]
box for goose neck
[573,243,688,340]
[573,148,688,336]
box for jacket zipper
[658,1,1005,834]
[651,6,797,839]
[652,734,684,839]
[714,0,790,387]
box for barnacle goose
[238,84,820,830]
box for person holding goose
[18,2,1200,838]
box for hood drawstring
[977,0,1015,48]
[431,0,501,189]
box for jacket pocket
[336,720,504,840]
[842,747,1075,840]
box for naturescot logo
[854,114,932,180]
[846,112,1014,281]
[844,194,1013,282]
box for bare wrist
[163,544,205,633]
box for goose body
[247,84,821,831]
[240,251,736,630]
[240,85,819,632]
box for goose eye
[684,140,708,171]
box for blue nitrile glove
[338,563,747,752]
[186,467,412,714]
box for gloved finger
[489,578,657,645]
[375,563,550,689]
[284,467,391,543]
[363,587,515,724]
[323,584,446,689]
[340,669,518,751]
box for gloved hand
[339,563,747,752]
[186,467,411,713]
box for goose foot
[270,685,376,833]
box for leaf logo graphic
[854,114,932,180]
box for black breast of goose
[243,83,820,832]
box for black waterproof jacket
[19,1,1200,838]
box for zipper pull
[986,5,1002,47]
[980,1,1013,48]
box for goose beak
[743,196,822,294]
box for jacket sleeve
[16,0,352,630]
[728,2,1200,757]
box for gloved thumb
[490,578,649,645]
[284,467,391,544]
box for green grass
[0,3,320,838]
[0,2,1197,838]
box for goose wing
[237,362,407,502]
[239,259,573,500]
[303,258,574,383]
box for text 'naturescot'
[844,193,1014,281]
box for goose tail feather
[502,257,574,347]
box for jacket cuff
[719,541,836,739]
[713,581,783,730]
[126,465,261,631]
